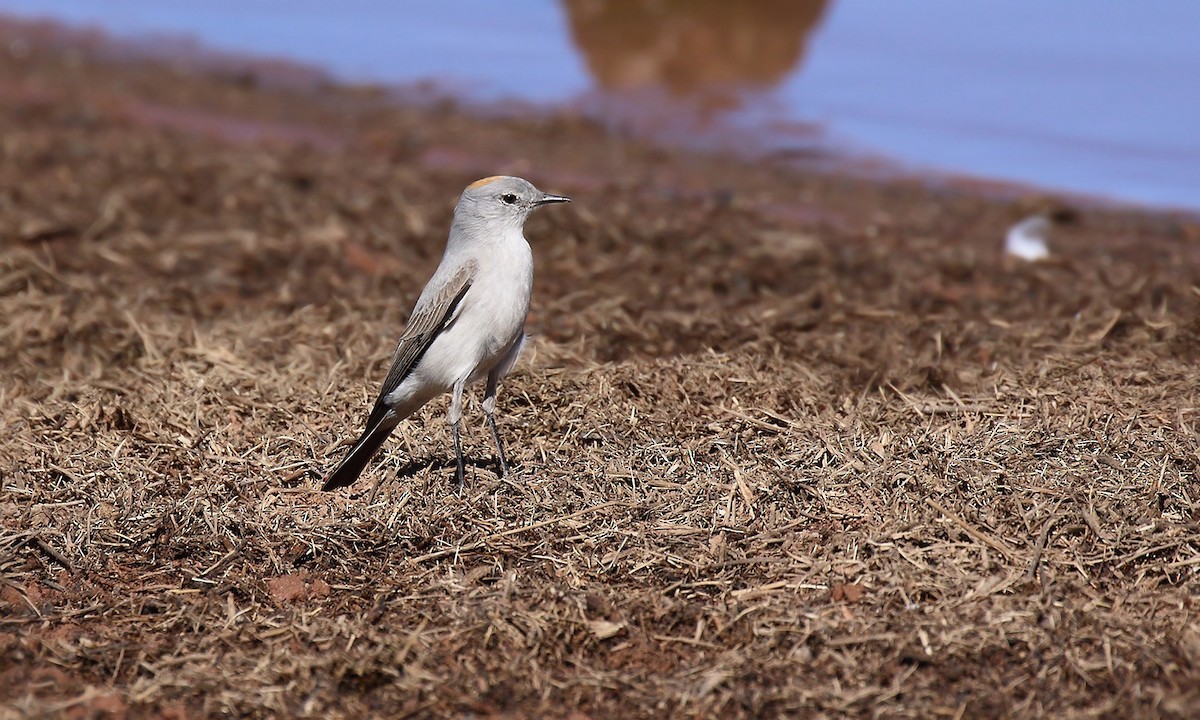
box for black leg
[487,412,509,479]
[452,421,465,487]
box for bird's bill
[535,193,571,205]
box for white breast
[408,233,533,392]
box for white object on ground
[1004,215,1051,261]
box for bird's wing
[361,260,475,430]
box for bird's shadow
[360,455,509,501]
[391,455,500,480]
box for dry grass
[3,29,1200,719]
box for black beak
[535,193,571,205]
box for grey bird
[322,176,570,492]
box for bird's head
[455,176,570,232]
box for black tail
[321,419,397,491]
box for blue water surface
[3,0,1197,210]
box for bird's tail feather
[321,418,397,491]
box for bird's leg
[448,379,467,487]
[483,369,508,478]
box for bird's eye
[501,193,518,205]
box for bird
[321,176,570,492]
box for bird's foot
[453,458,466,490]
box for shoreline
[2,13,1196,219]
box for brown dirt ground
[3,21,1200,720]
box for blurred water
[3,0,1198,210]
